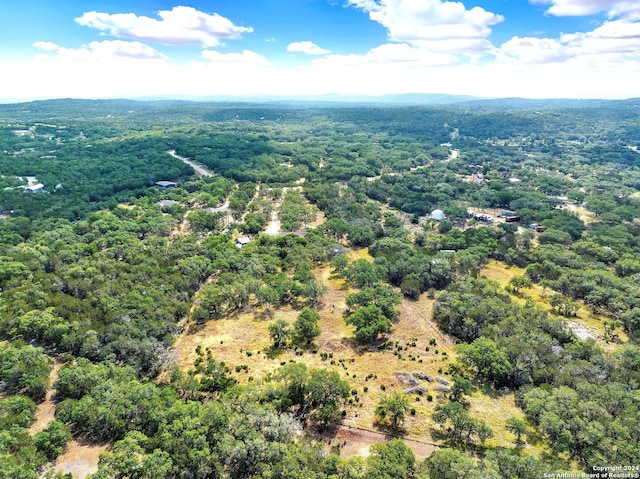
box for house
[235,236,251,248]
[24,183,45,193]
[155,180,177,188]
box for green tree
[549,293,579,317]
[91,431,174,479]
[424,448,478,479]
[374,391,411,429]
[450,375,473,404]
[457,337,512,387]
[269,319,292,349]
[34,420,72,460]
[432,401,494,445]
[330,253,349,273]
[346,284,402,321]
[366,440,415,479]
[505,417,528,446]
[278,362,309,411]
[508,275,532,295]
[344,259,382,288]
[0,343,53,402]
[345,305,392,344]
[259,286,280,313]
[306,369,349,428]
[603,319,623,342]
[293,307,321,345]
[192,353,237,393]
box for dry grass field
[47,440,108,479]
[171,257,530,456]
[481,260,629,350]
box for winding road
[167,149,212,177]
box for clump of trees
[0,342,52,402]
[267,362,350,429]
[344,284,402,344]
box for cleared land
[172,259,529,459]
[47,440,108,479]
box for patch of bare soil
[317,425,439,461]
[29,362,107,479]
[264,185,320,237]
[265,212,281,236]
[45,439,108,479]
[170,216,192,238]
[568,322,600,341]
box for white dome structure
[430,209,446,221]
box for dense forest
[0,98,639,478]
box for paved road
[167,150,212,177]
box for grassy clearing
[172,262,527,449]
[348,247,374,262]
[559,204,596,223]
[47,440,108,479]
[481,260,628,350]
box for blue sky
[1,0,639,101]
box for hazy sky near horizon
[1,0,639,101]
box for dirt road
[319,425,440,461]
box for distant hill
[457,97,640,110]
[2,96,640,123]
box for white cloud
[75,6,253,47]
[287,41,331,55]
[3,3,640,102]
[530,0,640,19]
[3,43,640,102]
[315,42,458,66]
[33,40,168,61]
[201,49,271,65]
[498,37,571,63]
[498,18,640,64]
[32,41,59,52]
[347,0,503,54]
[562,19,640,53]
